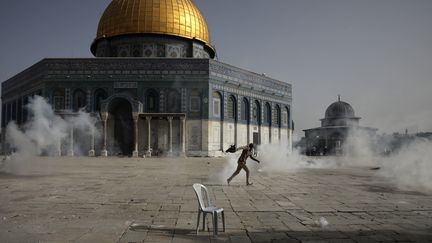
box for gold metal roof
[96,0,212,48]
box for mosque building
[303,97,377,156]
[1,0,293,157]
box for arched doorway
[109,98,133,156]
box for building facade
[1,0,293,157]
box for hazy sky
[1,0,431,137]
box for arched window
[252,100,261,124]
[273,105,281,127]
[241,98,249,122]
[146,89,159,112]
[73,89,86,111]
[52,88,65,111]
[264,103,271,125]
[189,89,201,112]
[212,91,222,118]
[227,95,237,120]
[93,89,108,112]
[167,89,181,113]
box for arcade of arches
[56,89,291,158]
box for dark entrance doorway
[109,98,133,156]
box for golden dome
[95,0,212,49]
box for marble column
[132,113,139,158]
[180,116,186,157]
[145,116,152,157]
[67,126,74,156]
[167,116,173,157]
[88,126,95,157]
[101,112,108,157]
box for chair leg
[202,212,206,231]
[222,211,225,232]
[196,210,201,234]
[213,212,218,236]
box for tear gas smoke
[256,142,347,174]
[3,96,99,172]
[341,128,379,167]
[380,138,432,192]
[220,129,432,192]
[342,129,432,192]
[257,142,310,173]
[6,97,68,157]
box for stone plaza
[0,157,431,243]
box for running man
[226,143,260,186]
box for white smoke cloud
[341,129,432,192]
[256,142,352,172]
[380,138,432,192]
[6,96,69,157]
[3,96,99,172]
[257,142,309,172]
[219,128,432,192]
[341,128,380,167]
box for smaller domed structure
[302,96,377,156]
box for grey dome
[325,101,355,118]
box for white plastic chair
[192,183,225,236]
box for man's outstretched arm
[236,146,248,152]
[250,155,260,163]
